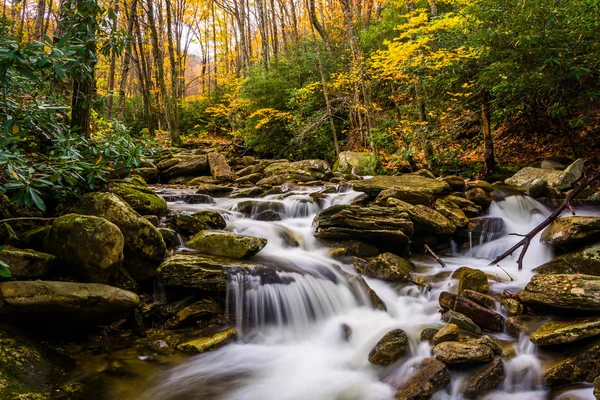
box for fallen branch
[424,244,446,267]
[495,264,514,282]
[489,168,600,270]
[0,217,57,224]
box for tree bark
[165,0,180,143]
[106,1,119,119]
[481,89,496,176]
[117,0,137,117]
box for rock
[158,228,178,248]
[347,275,387,311]
[351,175,451,198]
[506,315,539,337]
[440,176,466,191]
[432,324,459,345]
[526,178,548,198]
[368,329,409,365]
[544,338,600,386]
[196,183,234,196]
[108,181,167,215]
[229,187,264,198]
[167,214,221,235]
[237,200,285,215]
[177,328,237,353]
[389,199,456,235]
[505,159,584,190]
[334,151,378,176]
[0,247,54,280]
[595,376,600,400]
[314,204,414,243]
[19,226,50,251]
[157,254,267,292]
[144,215,159,227]
[72,193,167,281]
[164,299,222,329]
[471,335,503,355]
[452,267,489,293]
[375,186,434,206]
[192,211,227,229]
[441,310,482,336]
[395,358,450,400]
[44,214,124,283]
[541,160,566,170]
[208,153,233,181]
[465,188,492,208]
[534,243,600,275]
[530,317,600,346]
[540,216,600,249]
[433,341,494,364]
[501,298,524,316]
[444,196,482,217]
[0,323,65,398]
[0,222,18,246]
[161,193,214,204]
[263,160,331,181]
[461,290,495,309]
[187,176,218,185]
[465,180,494,192]
[322,240,379,259]
[160,155,209,180]
[235,173,264,184]
[254,210,282,221]
[421,328,440,342]
[0,281,139,328]
[187,231,267,259]
[455,217,505,244]
[460,357,505,398]
[133,164,158,181]
[355,253,413,282]
[518,274,600,311]
[440,292,504,332]
[434,198,469,228]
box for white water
[145,186,597,400]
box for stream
[112,184,599,400]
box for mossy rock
[192,211,227,229]
[0,222,18,246]
[167,213,225,236]
[164,299,222,329]
[453,267,489,294]
[433,341,494,364]
[530,317,600,346]
[334,151,378,176]
[72,193,166,282]
[460,357,505,398]
[540,216,600,249]
[435,198,469,228]
[108,181,167,215]
[207,153,234,181]
[534,243,600,275]
[368,329,409,366]
[187,231,267,259]
[177,328,237,354]
[160,155,209,180]
[158,227,178,248]
[465,188,492,209]
[374,186,434,206]
[544,338,600,386]
[519,274,600,310]
[351,175,451,197]
[355,252,413,282]
[389,199,456,235]
[395,358,450,399]
[44,214,124,283]
[0,247,55,280]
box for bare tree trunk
[43,0,53,36]
[106,1,119,119]
[117,0,137,117]
[481,89,496,175]
[269,0,278,61]
[256,0,269,69]
[307,0,327,43]
[165,0,180,143]
[317,49,339,156]
[34,0,46,40]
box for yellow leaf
[12,170,19,180]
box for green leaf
[57,33,72,48]
[0,260,11,278]
[29,188,46,211]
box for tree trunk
[34,0,46,40]
[117,0,137,118]
[165,0,180,143]
[317,48,339,156]
[106,1,119,119]
[481,89,496,175]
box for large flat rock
[519,274,600,311]
[351,175,451,197]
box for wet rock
[421,328,440,342]
[530,317,600,346]
[355,252,413,282]
[254,210,282,221]
[389,199,456,235]
[167,212,226,236]
[44,214,124,283]
[506,315,540,337]
[461,290,495,309]
[368,329,409,365]
[19,226,51,251]
[196,183,235,196]
[455,217,505,244]
[334,151,378,176]
[351,175,450,198]
[465,188,492,209]
[322,240,379,259]
[534,243,600,275]
[545,338,600,386]
[160,155,209,180]
[452,267,489,293]
[0,247,54,280]
[161,193,214,204]
[229,187,264,198]
[264,160,331,181]
[187,176,218,185]
[164,299,222,329]
[434,198,469,228]
[501,297,524,316]
[460,357,505,398]
[158,228,178,248]
[518,274,600,311]
[347,275,387,311]
[440,292,504,332]
[440,176,466,191]
[0,281,139,328]
[470,335,503,355]
[394,357,450,400]
[375,186,435,206]
[526,178,548,198]
[444,196,482,218]
[595,376,600,399]
[177,328,237,353]
[144,215,159,227]
[72,193,167,281]
[192,211,227,229]
[235,173,264,184]
[465,180,494,193]
[441,310,482,336]
[314,204,414,243]
[108,181,168,215]
[433,341,494,364]
[540,216,600,249]
[505,159,584,190]
[432,324,459,345]
[237,200,285,215]
[187,231,267,259]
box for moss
[176,328,237,353]
[108,182,167,216]
[186,231,267,259]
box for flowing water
[138,185,599,400]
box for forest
[1,0,600,399]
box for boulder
[530,317,600,346]
[0,281,139,328]
[455,217,505,244]
[351,175,450,198]
[470,335,503,355]
[420,328,440,342]
[196,183,234,196]
[501,297,524,316]
[395,358,450,400]
[158,227,178,248]
[322,240,379,259]
[534,243,600,275]
[387,199,456,235]
[44,214,124,283]
[444,196,482,218]
[0,247,54,280]
[355,252,413,282]
[540,216,600,248]
[452,267,489,293]
[192,211,227,229]
[164,299,222,329]
[108,181,167,215]
[465,180,494,192]
[440,176,466,191]
[347,275,387,311]
[187,176,218,185]
[72,193,167,281]
[374,186,434,206]
[433,341,494,364]
[441,310,482,336]
[229,187,264,198]
[440,292,504,332]
[235,173,264,184]
[505,159,584,190]
[161,193,214,204]
[167,214,223,236]
[460,357,505,398]
[263,160,331,181]
[177,328,237,354]
[545,338,600,386]
[461,290,495,309]
[368,329,409,366]
[160,155,209,180]
[187,231,267,259]
[254,210,282,221]
[434,198,469,228]
[334,151,378,176]
[506,315,540,337]
[236,200,285,215]
[518,274,600,311]
[432,324,459,345]
[0,222,18,246]
[313,204,414,243]
[465,188,492,208]
[133,164,158,182]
